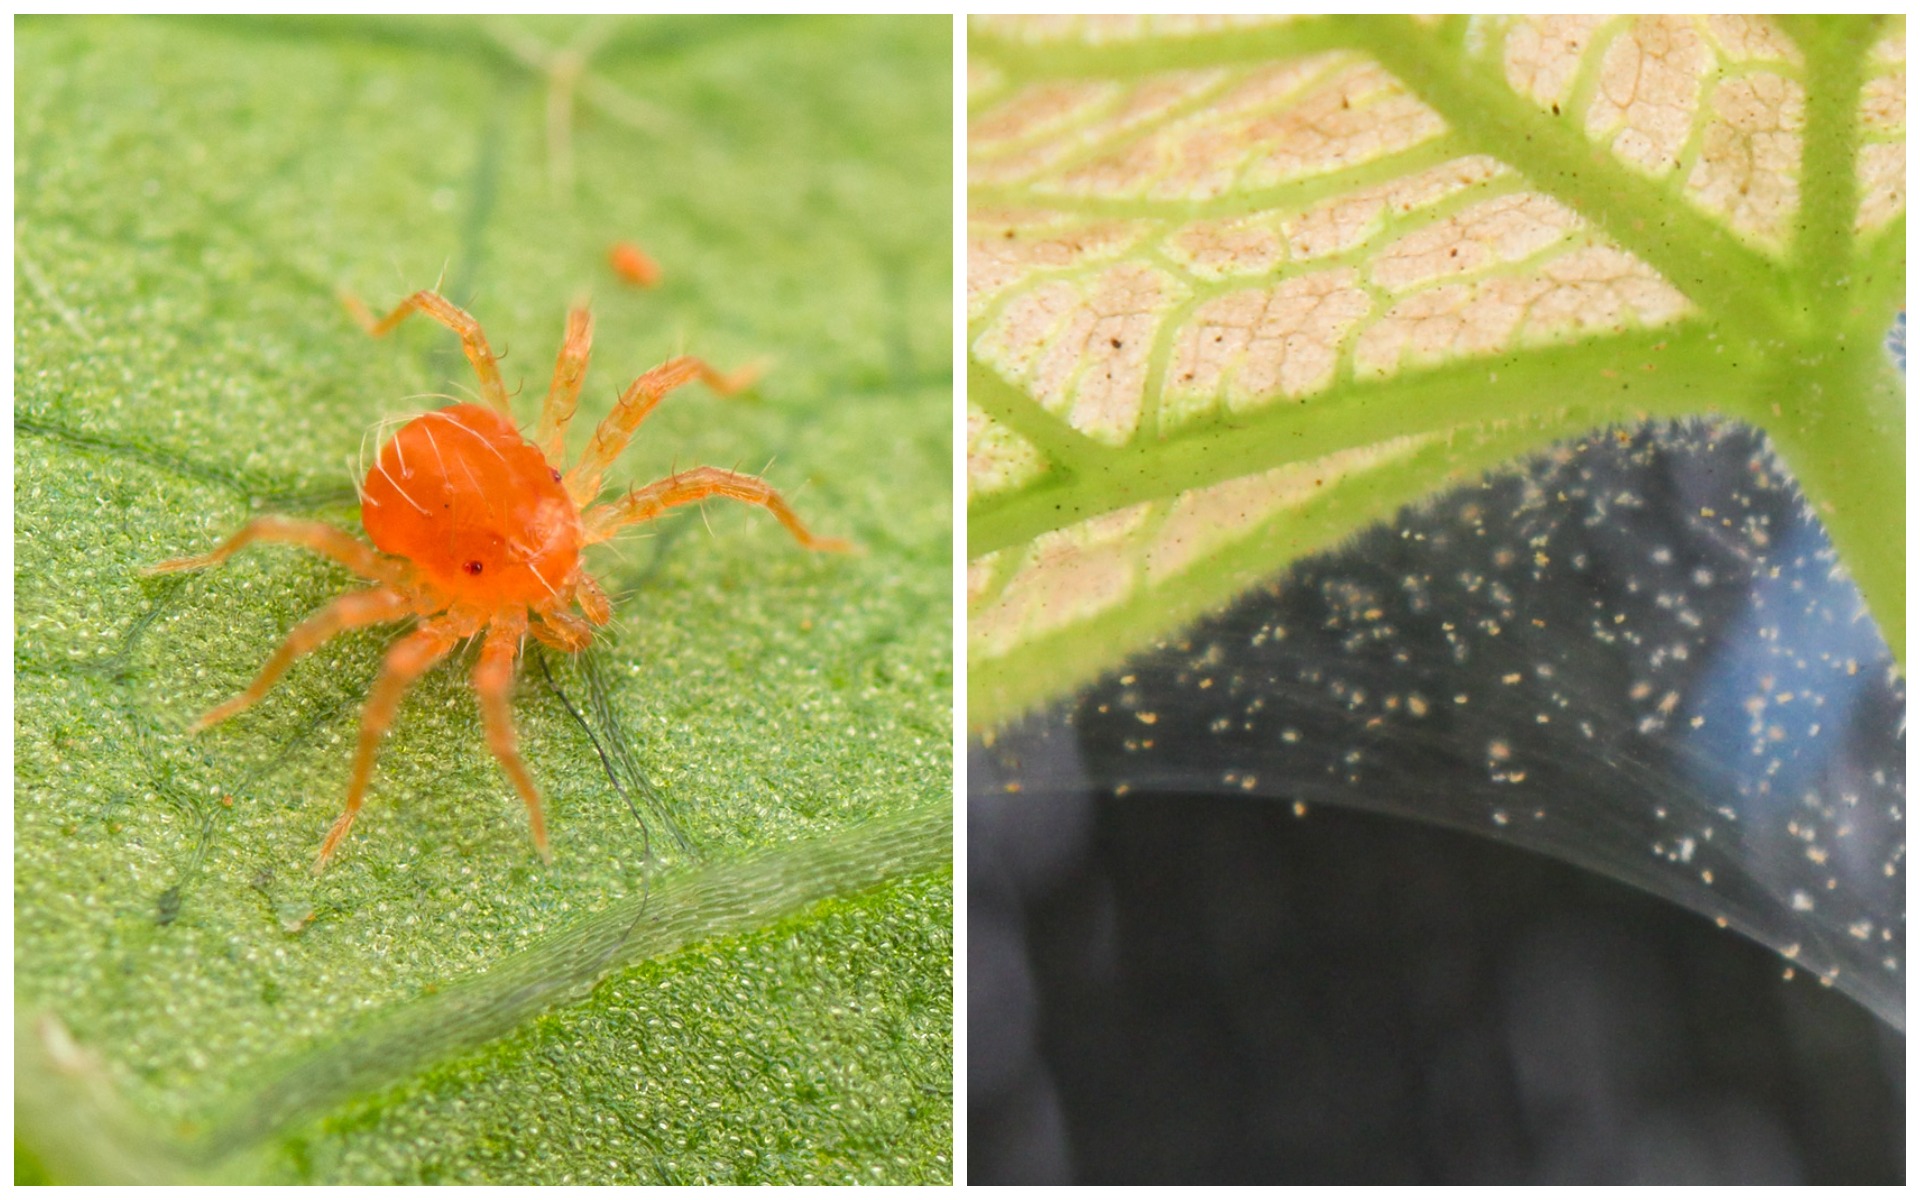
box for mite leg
[192,587,413,733]
[574,571,611,626]
[580,466,853,553]
[473,617,552,863]
[529,606,596,652]
[343,289,511,416]
[314,618,461,873]
[534,304,593,464]
[562,355,762,504]
[148,516,405,587]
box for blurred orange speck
[609,242,661,287]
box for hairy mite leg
[474,617,552,863]
[575,571,612,625]
[148,515,405,587]
[563,355,763,504]
[581,466,854,553]
[192,587,413,733]
[530,606,596,652]
[534,305,593,463]
[315,618,462,872]
[343,289,512,416]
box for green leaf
[16,15,951,1184]
[967,14,1904,731]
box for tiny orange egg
[608,241,661,288]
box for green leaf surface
[16,15,951,1184]
[967,14,1903,730]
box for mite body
[153,290,849,871]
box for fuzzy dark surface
[970,793,1902,1183]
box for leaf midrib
[970,324,1742,557]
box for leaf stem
[1760,341,1906,667]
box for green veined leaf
[967,14,1903,731]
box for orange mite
[151,289,851,872]
[608,242,661,288]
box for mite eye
[464,560,484,575]
[550,468,562,483]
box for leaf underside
[967,14,1904,731]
